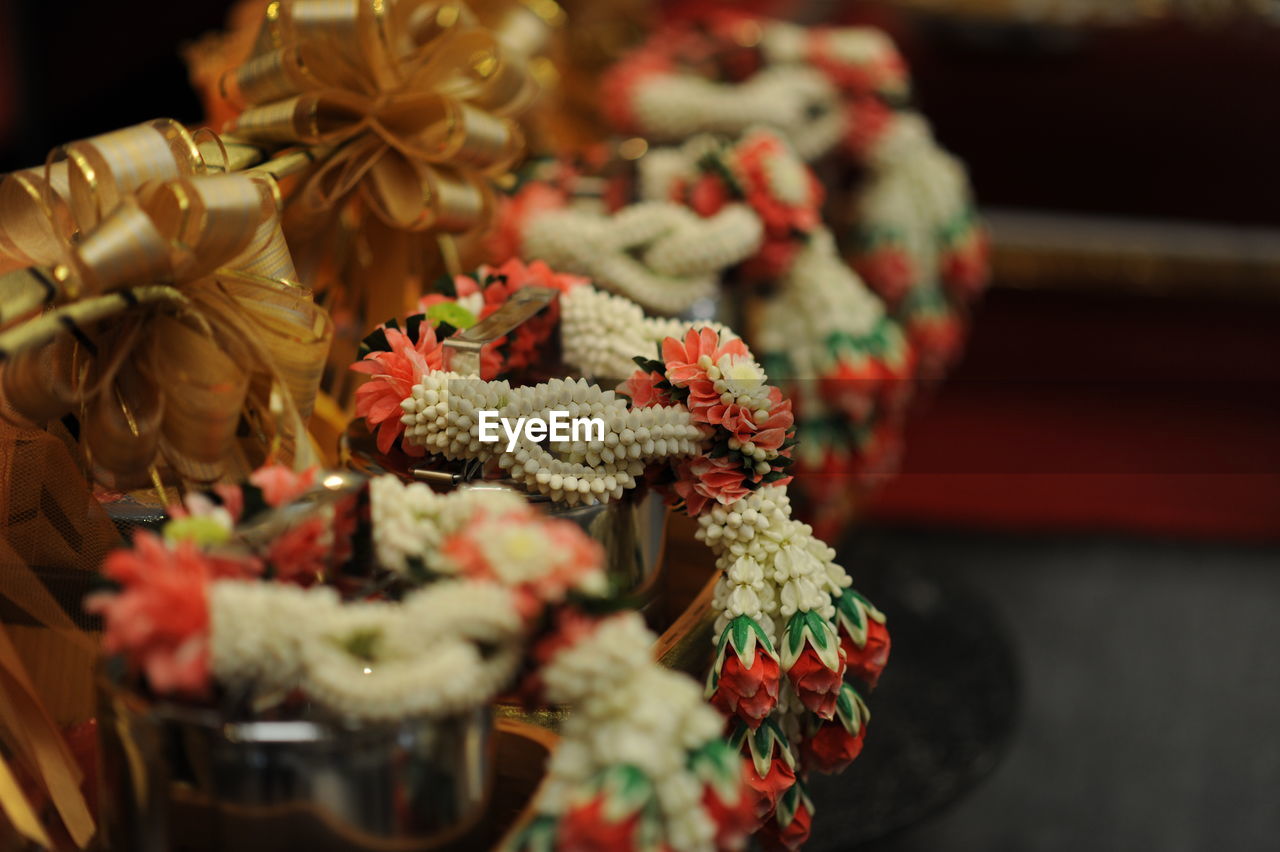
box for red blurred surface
[866,288,1280,540]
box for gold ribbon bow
[0,119,332,488]
[226,0,549,235]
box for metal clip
[441,286,558,377]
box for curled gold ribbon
[224,0,555,235]
[0,120,332,487]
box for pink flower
[249,464,318,507]
[441,510,604,620]
[265,517,329,585]
[745,390,793,451]
[619,370,670,409]
[85,533,213,697]
[674,456,752,516]
[662,327,749,388]
[350,325,445,454]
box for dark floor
[809,524,1280,852]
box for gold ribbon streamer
[0,531,102,849]
[0,120,333,487]
[225,0,548,236]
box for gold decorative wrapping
[0,550,98,849]
[217,1,559,404]
[0,119,332,488]
[225,0,544,236]
[0,416,118,848]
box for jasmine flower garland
[92,470,760,851]
[351,271,891,848]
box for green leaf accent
[751,618,777,656]
[730,616,755,659]
[629,355,666,375]
[615,764,650,798]
[786,612,807,657]
[405,555,432,585]
[752,721,776,762]
[163,516,229,548]
[603,764,654,814]
[805,611,830,650]
[726,719,749,752]
[837,589,867,634]
[836,684,855,725]
[509,815,558,852]
[426,301,478,330]
[689,739,739,781]
[335,627,383,662]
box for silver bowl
[97,680,492,852]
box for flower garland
[520,200,764,315]
[502,10,990,534]
[596,10,989,379]
[351,272,891,849]
[90,469,756,851]
[499,129,921,535]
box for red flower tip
[711,649,781,728]
[787,645,845,720]
[800,717,867,775]
[840,615,891,689]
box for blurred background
[1,0,1278,849]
